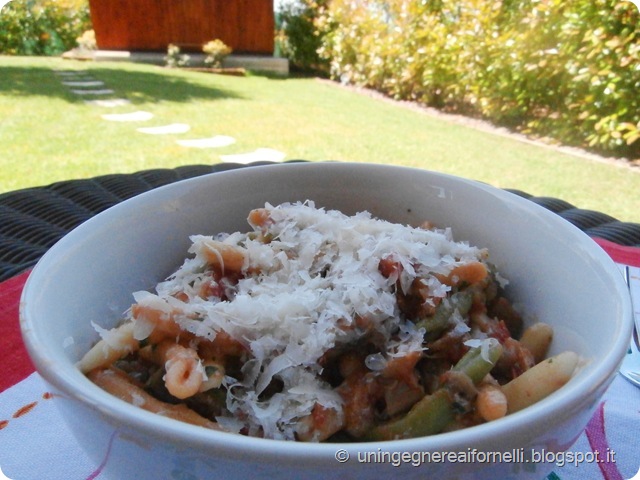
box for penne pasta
[77,322,138,374]
[131,303,181,339]
[476,384,508,421]
[446,261,489,286]
[198,239,246,273]
[519,322,554,363]
[88,367,221,430]
[502,351,579,413]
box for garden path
[53,68,286,164]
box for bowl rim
[19,162,633,458]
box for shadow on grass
[0,64,245,104]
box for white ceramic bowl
[21,162,632,480]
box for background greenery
[4,0,638,159]
[0,0,90,55]
[1,56,639,223]
[278,0,640,160]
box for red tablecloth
[0,270,33,393]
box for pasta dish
[78,202,577,441]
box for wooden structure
[88,0,275,54]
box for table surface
[1,161,639,480]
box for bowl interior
[20,162,632,454]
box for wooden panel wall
[89,0,275,54]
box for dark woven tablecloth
[2,161,640,282]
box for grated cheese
[133,201,488,440]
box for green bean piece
[364,389,454,441]
[452,338,503,383]
[364,340,503,441]
[416,290,473,339]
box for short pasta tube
[502,351,579,413]
[88,367,221,430]
[77,322,138,374]
[157,341,206,399]
[519,322,554,363]
[195,238,246,273]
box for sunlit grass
[1,56,639,222]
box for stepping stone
[176,135,236,148]
[54,70,88,76]
[71,88,115,96]
[137,123,191,135]
[101,111,154,122]
[220,148,286,164]
[63,80,105,87]
[85,98,131,107]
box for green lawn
[1,56,639,222]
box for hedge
[0,0,91,56]
[288,0,640,159]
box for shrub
[276,0,328,72]
[75,29,96,51]
[315,0,640,158]
[202,39,232,68]
[0,0,91,56]
[164,43,190,68]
